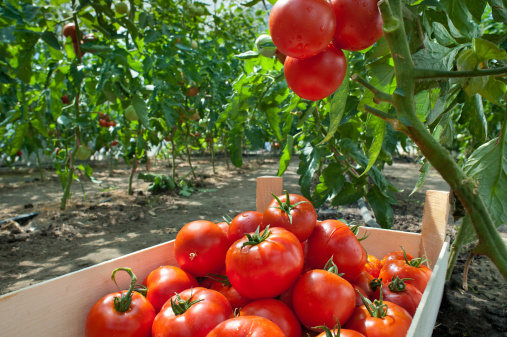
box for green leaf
[41,31,60,50]
[331,182,363,206]
[457,49,488,96]
[318,76,349,145]
[488,0,507,24]
[464,0,487,23]
[479,76,506,106]
[473,38,507,61]
[278,134,294,176]
[460,94,487,145]
[366,185,394,229]
[410,159,431,196]
[412,38,461,71]
[362,115,386,176]
[464,136,507,227]
[57,115,73,128]
[234,51,260,60]
[297,141,326,200]
[440,0,476,38]
[432,22,457,46]
[313,163,345,208]
[10,123,28,155]
[229,134,243,167]
[132,95,152,131]
[265,107,282,141]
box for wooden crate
[0,177,450,337]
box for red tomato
[353,285,369,307]
[209,269,253,310]
[317,327,366,337]
[62,23,77,41]
[61,94,70,104]
[351,270,377,300]
[262,192,317,242]
[378,259,432,293]
[85,268,155,337]
[371,276,423,317]
[306,219,366,282]
[365,254,382,278]
[174,220,230,277]
[292,267,356,330]
[330,0,383,51]
[186,86,199,97]
[269,0,336,59]
[227,211,264,244]
[216,221,230,237]
[206,316,286,337]
[380,250,414,267]
[152,287,233,337]
[240,299,302,337]
[226,226,304,299]
[345,300,412,337]
[284,45,347,101]
[142,265,199,313]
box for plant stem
[446,214,472,281]
[35,149,44,181]
[413,66,507,80]
[352,74,394,103]
[376,0,507,281]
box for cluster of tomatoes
[98,112,117,128]
[269,0,383,101]
[85,192,431,337]
[62,22,96,57]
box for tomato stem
[387,275,412,293]
[242,225,271,247]
[323,256,344,277]
[111,267,137,313]
[270,190,309,224]
[313,316,342,337]
[357,287,388,318]
[206,273,232,287]
[401,246,428,268]
[170,290,204,315]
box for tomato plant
[262,191,317,242]
[174,220,230,277]
[152,287,233,337]
[226,226,304,299]
[85,268,155,337]
[206,316,286,337]
[269,0,336,59]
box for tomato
[351,270,378,301]
[206,316,286,337]
[186,86,199,97]
[365,254,382,278]
[62,23,77,41]
[152,287,233,337]
[284,45,347,101]
[85,268,155,337]
[240,299,302,337]
[380,250,414,267]
[292,262,356,330]
[209,270,253,310]
[226,226,304,299]
[330,0,383,51]
[75,145,92,160]
[378,258,432,293]
[262,191,317,242]
[216,221,230,237]
[142,265,198,313]
[227,211,264,244]
[111,140,118,147]
[371,276,423,317]
[316,325,366,337]
[306,219,366,282]
[269,0,336,59]
[115,2,129,15]
[344,298,412,337]
[174,220,230,277]
[61,94,70,104]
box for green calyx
[357,287,388,319]
[401,246,428,268]
[313,317,343,337]
[207,274,231,287]
[388,275,413,293]
[324,256,345,277]
[170,290,204,315]
[111,267,138,313]
[370,278,383,292]
[242,225,271,248]
[270,190,309,224]
[349,224,369,241]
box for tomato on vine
[85,268,155,337]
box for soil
[0,155,505,336]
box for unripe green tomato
[115,2,129,15]
[255,34,277,58]
[457,134,466,142]
[188,5,197,16]
[191,40,198,49]
[75,145,92,160]
[125,105,139,121]
[195,6,205,16]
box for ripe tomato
[240,299,302,337]
[306,219,366,282]
[206,316,286,337]
[85,268,155,337]
[226,226,304,299]
[351,270,378,300]
[269,0,336,59]
[227,211,264,244]
[292,265,356,330]
[378,258,432,293]
[61,94,70,104]
[62,23,77,41]
[142,265,199,313]
[262,191,317,242]
[215,221,230,237]
[186,86,199,97]
[316,326,366,337]
[330,0,383,51]
[152,287,233,337]
[284,45,347,101]
[174,220,230,277]
[209,270,253,310]
[380,250,414,267]
[371,276,423,317]
[365,254,382,278]
[345,299,412,337]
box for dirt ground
[0,155,505,336]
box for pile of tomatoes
[85,192,432,337]
[269,0,383,101]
